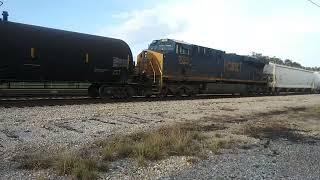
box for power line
[307,0,320,8]
[0,1,3,7]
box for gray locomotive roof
[169,39,192,45]
[157,39,267,64]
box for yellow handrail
[149,60,156,83]
[154,58,163,88]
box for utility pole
[0,1,8,22]
[0,1,3,21]
[307,0,320,8]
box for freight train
[0,12,319,98]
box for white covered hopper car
[315,72,320,93]
[263,63,318,94]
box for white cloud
[97,0,320,67]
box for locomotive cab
[136,39,192,94]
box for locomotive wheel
[186,89,195,97]
[88,84,100,98]
[175,88,184,97]
[158,87,169,98]
[112,88,123,99]
[111,87,130,99]
[120,88,128,99]
[99,85,112,98]
[176,88,185,97]
[143,89,153,98]
[240,91,249,96]
[111,88,119,99]
[126,87,135,98]
[272,91,280,96]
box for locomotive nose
[137,51,150,74]
[136,50,164,85]
[137,50,163,75]
[142,51,149,62]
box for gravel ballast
[161,141,320,180]
[0,94,319,179]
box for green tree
[250,52,318,71]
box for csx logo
[225,61,241,72]
[178,56,190,65]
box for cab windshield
[148,39,175,52]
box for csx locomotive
[137,39,320,96]
[0,12,319,98]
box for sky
[1,0,320,67]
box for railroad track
[0,92,314,108]
[0,96,101,107]
[0,94,242,108]
[0,96,91,101]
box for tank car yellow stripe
[31,48,35,59]
[85,53,89,63]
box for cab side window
[176,44,179,54]
[179,46,190,55]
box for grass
[315,106,320,112]
[102,125,207,165]
[54,153,99,180]
[100,123,237,164]
[17,122,238,178]
[309,106,320,117]
[208,138,234,154]
[17,152,99,180]
[16,152,54,170]
[36,176,48,180]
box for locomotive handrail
[149,61,156,83]
[154,58,163,88]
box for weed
[36,176,48,180]
[16,152,54,170]
[103,137,135,161]
[101,125,206,165]
[54,153,98,180]
[186,157,199,164]
[71,159,98,180]
[207,138,234,154]
[17,121,239,177]
[17,151,99,180]
[309,106,320,116]
[55,153,78,175]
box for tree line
[251,52,320,72]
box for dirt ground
[0,95,319,179]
